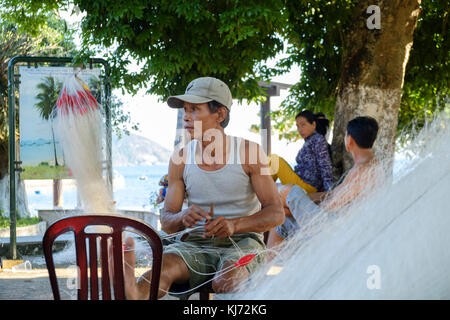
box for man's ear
[347,134,356,149]
[345,132,353,152]
[216,106,227,124]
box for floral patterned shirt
[294,132,334,191]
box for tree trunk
[331,0,421,177]
[50,122,63,207]
[53,178,63,208]
[0,174,31,219]
[50,122,59,167]
[0,114,32,218]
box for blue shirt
[293,132,334,191]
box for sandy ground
[0,267,192,300]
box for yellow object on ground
[1,259,24,270]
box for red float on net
[234,254,256,267]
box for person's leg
[266,229,285,261]
[266,216,300,260]
[123,237,190,300]
[212,260,250,293]
[264,184,296,260]
[268,154,317,193]
[211,236,265,293]
[285,185,322,224]
[267,228,284,248]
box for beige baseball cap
[167,77,232,110]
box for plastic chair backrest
[43,214,162,300]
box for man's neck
[200,130,227,146]
[351,148,375,166]
[199,130,228,160]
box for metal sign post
[258,81,292,156]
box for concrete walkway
[0,234,72,256]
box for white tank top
[183,136,261,222]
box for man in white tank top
[123,77,284,299]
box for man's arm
[161,148,211,234]
[204,141,284,238]
[235,147,285,233]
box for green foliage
[0,216,41,228]
[0,1,65,36]
[272,0,449,142]
[21,164,69,179]
[397,0,450,145]
[2,0,448,146]
[110,95,140,138]
[74,0,286,102]
[271,0,358,140]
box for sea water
[25,164,169,216]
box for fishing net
[53,73,114,214]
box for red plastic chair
[43,214,163,300]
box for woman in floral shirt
[269,110,333,193]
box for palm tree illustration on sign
[34,76,62,167]
[34,75,65,207]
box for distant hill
[112,133,172,166]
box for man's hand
[181,204,212,228]
[203,216,236,238]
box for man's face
[183,102,218,140]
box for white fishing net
[53,73,114,214]
[230,110,450,299]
